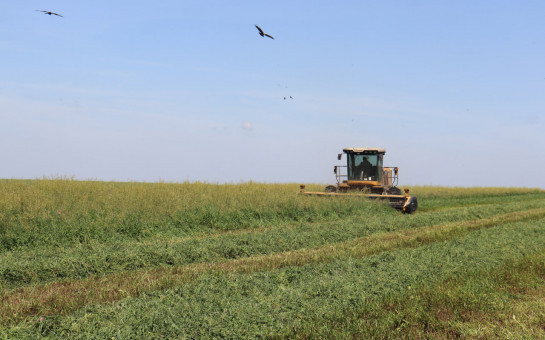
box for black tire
[325,185,338,193]
[403,196,418,214]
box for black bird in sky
[36,10,63,17]
[255,25,274,39]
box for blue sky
[1,1,544,187]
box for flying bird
[36,10,63,17]
[255,25,274,39]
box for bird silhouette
[255,25,274,39]
[36,10,63,17]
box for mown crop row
[0,179,544,338]
[3,213,545,338]
[2,198,545,291]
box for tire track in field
[2,207,545,326]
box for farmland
[1,179,545,338]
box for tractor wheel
[325,185,338,193]
[403,196,418,214]
[387,186,402,195]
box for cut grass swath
[3,198,545,290]
[284,251,545,339]
[2,207,545,326]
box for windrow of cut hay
[2,197,545,291]
[2,205,545,326]
[3,214,545,338]
[1,179,544,337]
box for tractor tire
[403,196,418,214]
[325,185,338,193]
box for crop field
[1,179,545,338]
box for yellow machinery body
[300,147,418,214]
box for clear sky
[1,1,544,188]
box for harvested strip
[143,198,545,246]
[2,207,545,326]
[420,196,545,213]
[7,199,542,291]
[281,247,545,339]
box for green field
[1,179,545,338]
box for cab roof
[343,147,386,154]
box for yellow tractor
[300,147,418,213]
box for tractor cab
[333,147,398,194]
[345,148,384,183]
